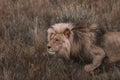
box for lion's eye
[55,39,59,41]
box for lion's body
[102,32,120,63]
[47,22,120,72]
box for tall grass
[0,0,120,80]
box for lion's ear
[64,28,71,38]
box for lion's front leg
[84,46,105,72]
[84,55,104,72]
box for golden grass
[0,0,120,80]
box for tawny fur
[102,32,120,63]
[47,22,120,72]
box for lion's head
[47,23,73,59]
[47,22,97,59]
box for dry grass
[0,0,120,80]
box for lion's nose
[47,46,51,49]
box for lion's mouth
[47,50,56,55]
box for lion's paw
[84,64,95,72]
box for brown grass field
[0,0,120,80]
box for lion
[47,22,120,72]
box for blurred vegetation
[0,0,120,80]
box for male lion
[47,22,120,72]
